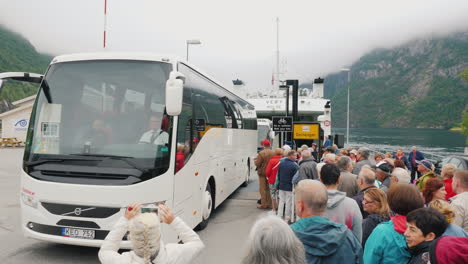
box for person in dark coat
[277,150,298,222]
[408,146,425,183]
[295,150,318,183]
[404,208,448,264]
[352,168,377,219]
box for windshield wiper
[24,157,102,167]
[71,154,148,173]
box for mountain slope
[0,25,52,112]
[324,31,468,129]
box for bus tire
[241,160,250,187]
[195,182,213,230]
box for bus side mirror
[165,71,185,116]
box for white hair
[242,215,306,264]
[128,213,161,264]
[324,153,336,163]
[316,163,325,177]
[392,168,411,184]
[301,150,311,159]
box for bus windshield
[24,60,173,182]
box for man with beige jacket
[255,140,274,209]
[451,170,468,232]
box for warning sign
[293,123,320,140]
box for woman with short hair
[99,203,204,264]
[422,178,447,205]
[242,215,306,264]
[361,188,391,247]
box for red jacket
[175,152,185,172]
[265,155,282,184]
[443,178,456,200]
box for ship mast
[276,17,280,92]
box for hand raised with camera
[158,204,175,224]
[125,202,141,220]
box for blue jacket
[442,223,468,237]
[291,216,363,264]
[364,220,411,264]
[277,158,298,191]
[408,151,424,170]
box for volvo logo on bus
[74,208,82,216]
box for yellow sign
[293,124,320,140]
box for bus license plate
[61,227,95,239]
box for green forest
[322,32,468,129]
[0,25,51,110]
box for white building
[0,95,36,141]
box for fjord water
[333,128,466,161]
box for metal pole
[186,43,189,61]
[346,71,350,145]
[276,17,280,91]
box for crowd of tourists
[251,140,468,264]
[98,140,468,264]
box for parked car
[434,156,468,175]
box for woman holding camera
[98,203,204,264]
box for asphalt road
[0,148,266,264]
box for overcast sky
[1,0,468,91]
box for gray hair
[128,213,161,264]
[392,168,411,184]
[324,153,336,163]
[359,168,376,185]
[301,150,311,159]
[337,156,352,171]
[295,180,328,213]
[242,215,306,264]
[301,144,309,150]
[358,147,370,159]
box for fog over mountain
[1,0,468,90]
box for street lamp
[341,68,351,146]
[186,39,201,61]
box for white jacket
[98,216,204,264]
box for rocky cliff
[324,31,468,129]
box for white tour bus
[0,53,257,247]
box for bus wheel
[241,162,250,187]
[196,182,213,230]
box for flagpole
[276,17,280,91]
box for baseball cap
[375,162,394,174]
[416,160,433,170]
[262,139,271,147]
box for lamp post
[340,68,351,146]
[186,39,201,61]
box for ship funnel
[312,78,324,98]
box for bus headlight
[21,192,38,208]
